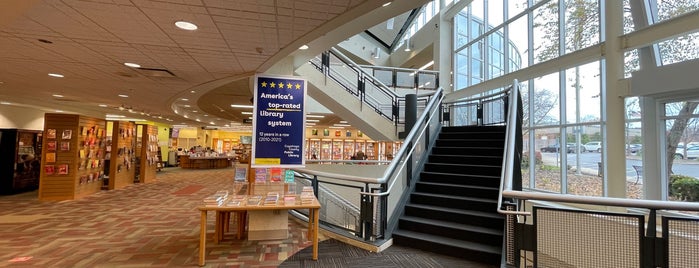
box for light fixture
[190,90,196,93]
[372,47,380,59]
[0,102,11,105]
[184,104,191,108]
[48,73,64,78]
[299,45,309,50]
[124,62,140,68]
[306,119,320,122]
[52,94,64,98]
[98,104,108,107]
[404,38,411,52]
[241,112,253,115]
[181,98,189,101]
[340,120,348,123]
[307,114,325,118]
[55,110,64,113]
[118,94,129,98]
[230,104,254,108]
[334,124,352,127]
[329,126,345,129]
[175,20,198,30]
[419,61,434,70]
[382,2,392,7]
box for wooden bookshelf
[108,121,137,190]
[38,113,107,201]
[138,125,159,183]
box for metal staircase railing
[308,47,435,135]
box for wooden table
[197,197,321,266]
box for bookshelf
[39,113,106,201]
[107,121,137,190]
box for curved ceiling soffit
[172,0,430,126]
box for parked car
[583,141,602,152]
[627,144,642,154]
[541,143,575,153]
[674,145,699,159]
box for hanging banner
[251,74,306,168]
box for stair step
[419,171,500,187]
[436,139,504,148]
[415,181,499,199]
[399,215,502,236]
[431,147,503,156]
[392,229,501,264]
[410,192,498,212]
[404,203,504,229]
[423,162,502,176]
[428,154,503,165]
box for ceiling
[0,0,426,131]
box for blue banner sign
[251,75,306,168]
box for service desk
[180,155,231,169]
[196,196,321,266]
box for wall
[0,105,45,130]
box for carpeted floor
[0,167,500,267]
[280,239,498,268]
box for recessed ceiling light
[196,118,201,122]
[55,110,64,113]
[241,112,253,115]
[118,94,129,98]
[192,110,198,113]
[230,104,254,108]
[0,102,11,105]
[299,45,309,50]
[98,104,108,107]
[190,90,196,93]
[307,119,320,122]
[124,62,140,68]
[307,114,325,118]
[203,114,208,117]
[48,73,64,78]
[52,94,64,98]
[175,20,198,30]
[183,104,191,108]
[382,2,392,7]
[181,98,189,101]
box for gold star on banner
[287,82,292,89]
[261,81,267,87]
[295,83,301,90]
[270,82,276,88]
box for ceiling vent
[136,67,176,78]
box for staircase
[392,125,506,265]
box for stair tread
[412,192,498,204]
[430,154,502,158]
[416,181,499,191]
[406,203,504,219]
[400,215,503,235]
[421,171,500,179]
[392,229,501,254]
[426,162,501,168]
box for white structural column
[604,0,627,198]
[436,0,453,94]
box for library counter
[179,155,232,169]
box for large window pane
[531,73,560,126]
[565,127,604,197]
[533,1,559,64]
[663,100,699,203]
[655,0,699,23]
[565,62,601,124]
[508,14,529,69]
[455,50,468,90]
[487,0,504,26]
[564,0,600,54]
[508,0,529,19]
[455,12,469,48]
[535,127,563,193]
[658,33,699,66]
[623,0,635,34]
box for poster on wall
[251,74,306,168]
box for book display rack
[39,113,106,200]
[107,121,137,190]
[138,125,159,183]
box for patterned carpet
[0,167,499,267]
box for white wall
[0,105,45,130]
